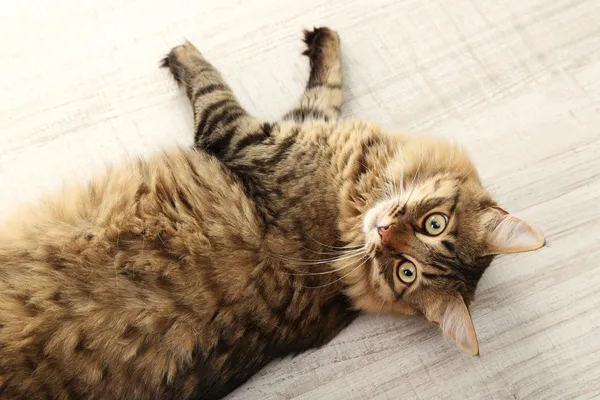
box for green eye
[397,261,416,284]
[423,213,448,236]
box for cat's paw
[160,41,203,86]
[302,27,341,66]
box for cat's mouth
[364,230,381,255]
[363,202,395,253]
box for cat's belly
[173,291,359,400]
[0,148,260,398]
[0,147,357,399]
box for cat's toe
[302,27,340,61]
[161,41,204,86]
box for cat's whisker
[300,246,365,257]
[381,140,402,199]
[402,151,423,208]
[375,298,386,321]
[272,251,361,265]
[377,136,400,199]
[303,255,370,289]
[268,247,366,266]
[304,232,365,251]
[273,241,366,257]
[291,253,369,276]
[294,246,367,261]
[385,152,401,197]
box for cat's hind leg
[162,42,261,154]
[283,27,344,123]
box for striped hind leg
[161,42,262,156]
[283,27,344,123]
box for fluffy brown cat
[0,28,544,399]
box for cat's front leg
[162,42,263,156]
[283,27,344,123]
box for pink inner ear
[440,299,479,356]
[492,206,509,215]
[486,211,545,255]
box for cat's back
[0,147,263,399]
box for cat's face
[360,136,544,355]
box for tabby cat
[0,28,544,399]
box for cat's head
[357,135,544,355]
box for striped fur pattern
[0,28,544,399]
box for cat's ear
[438,297,479,356]
[484,207,545,255]
[422,295,479,356]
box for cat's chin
[362,199,399,252]
[364,231,381,256]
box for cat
[0,27,544,400]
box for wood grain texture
[1,0,599,398]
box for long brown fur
[0,28,544,399]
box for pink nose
[377,225,393,244]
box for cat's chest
[243,265,358,354]
[281,288,359,353]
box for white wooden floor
[1,0,600,398]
